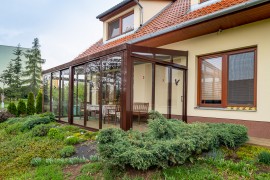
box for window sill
[194,107,257,112]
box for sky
[0,0,121,70]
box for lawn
[0,112,269,180]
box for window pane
[52,72,60,117]
[228,51,254,105]
[60,69,69,123]
[108,20,120,39]
[122,13,134,33]
[43,74,51,112]
[201,57,222,104]
[73,65,85,126]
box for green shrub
[258,151,270,165]
[17,100,27,116]
[97,111,249,170]
[32,124,52,137]
[7,102,17,116]
[64,136,80,145]
[27,92,35,115]
[21,117,51,131]
[5,122,23,135]
[207,123,248,148]
[31,157,88,166]
[0,112,15,123]
[59,146,75,158]
[48,128,65,140]
[39,112,55,121]
[36,91,43,114]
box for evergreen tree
[24,38,44,96]
[36,91,43,114]
[17,99,27,116]
[27,92,35,115]
[11,44,23,99]
[0,62,15,100]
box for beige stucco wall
[161,18,270,122]
[140,0,171,23]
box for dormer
[97,0,172,42]
[190,0,222,11]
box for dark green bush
[207,123,248,148]
[7,103,17,116]
[17,100,27,116]
[64,136,80,145]
[21,117,51,131]
[32,124,52,137]
[36,91,43,114]
[39,112,55,121]
[0,112,15,123]
[258,151,270,165]
[27,92,35,115]
[48,128,65,140]
[97,111,248,170]
[59,146,75,158]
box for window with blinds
[201,57,222,105]
[198,48,256,108]
[228,52,255,105]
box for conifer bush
[97,111,248,170]
[36,91,43,114]
[27,92,35,115]
[17,100,27,116]
[7,102,17,116]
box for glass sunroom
[42,44,188,131]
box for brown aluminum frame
[197,47,257,108]
[107,11,134,40]
[42,44,188,130]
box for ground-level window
[198,47,256,108]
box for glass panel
[171,69,184,119]
[201,57,222,105]
[102,54,122,129]
[86,61,101,129]
[60,69,69,122]
[132,61,152,132]
[43,74,51,112]
[173,56,187,67]
[132,52,153,59]
[155,54,171,62]
[228,51,255,105]
[122,13,134,33]
[52,72,60,118]
[155,65,169,117]
[73,65,85,126]
[108,20,120,39]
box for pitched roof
[75,0,249,60]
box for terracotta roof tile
[75,0,249,60]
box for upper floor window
[198,48,257,108]
[108,12,134,39]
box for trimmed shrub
[0,112,15,123]
[207,123,248,148]
[258,151,270,165]
[27,92,35,115]
[36,91,43,114]
[32,124,52,137]
[59,146,75,157]
[64,136,80,145]
[48,128,65,140]
[17,100,27,116]
[21,117,51,131]
[97,111,248,170]
[7,102,17,116]
[39,112,55,121]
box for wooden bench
[133,103,149,124]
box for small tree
[17,100,27,116]
[27,92,35,115]
[7,102,17,116]
[36,91,43,114]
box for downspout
[134,0,143,26]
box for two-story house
[43,0,270,139]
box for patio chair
[103,105,121,125]
[133,103,149,124]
